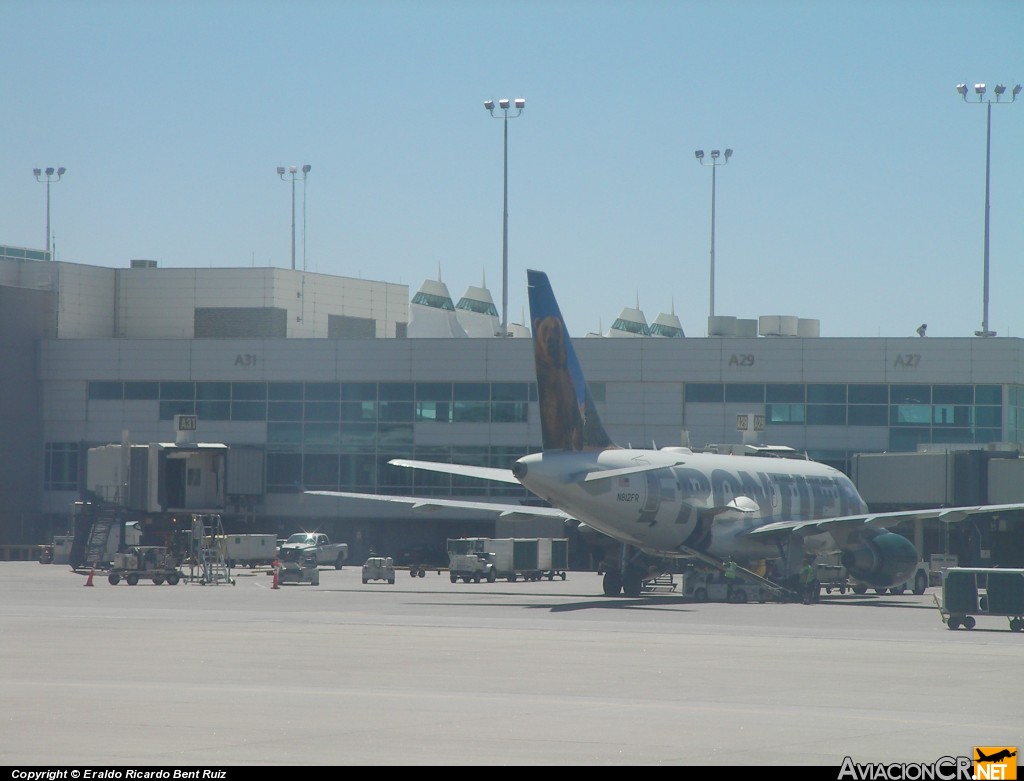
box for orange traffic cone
[84,568,95,587]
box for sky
[3,0,1022,339]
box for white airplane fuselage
[513,448,869,562]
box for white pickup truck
[278,533,348,569]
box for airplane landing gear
[602,571,622,596]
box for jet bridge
[87,442,229,515]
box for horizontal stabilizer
[576,454,686,483]
[388,459,521,484]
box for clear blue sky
[3,0,1022,339]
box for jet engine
[839,530,917,589]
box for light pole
[33,166,66,259]
[277,164,311,271]
[302,165,310,272]
[484,97,525,336]
[694,148,732,320]
[957,82,1020,338]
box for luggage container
[935,567,1024,631]
[223,533,278,568]
[538,537,568,581]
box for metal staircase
[641,573,679,594]
[188,514,234,585]
[69,500,124,570]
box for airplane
[976,749,1016,763]
[306,269,1024,598]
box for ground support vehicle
[448,539,497,583]
[362,556,396,584]
[448,551,498,583]
[447,538,568,583]
[224,534,278,568]
[106,547,182,586]
[935,567,1024,631]
[683,569,775,604]
[275,549,320,586]
[396,544,447,575]
[278,532,348,569]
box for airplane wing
[303,489,573,522]
[745,502,1024,539]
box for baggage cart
[934,567,1024,631]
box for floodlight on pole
[277,164,311,271]
[956,80,1021,337]
[33,166,66,259]
[695,147,733,321]
[484,96,526,336]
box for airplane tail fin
[527,269,616,452]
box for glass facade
[88,380,536,497]
[684,382,1013,470]
[44,443,78,491]
[83,378,1023,493]
[0,244,49,262]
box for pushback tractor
[107,546,182,586]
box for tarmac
[1,562,1021,767]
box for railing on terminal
[0,545,42,562]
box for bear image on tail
[532,314,583,451]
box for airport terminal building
[4,246,1024,564]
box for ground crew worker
[724,559,738,580]
[799,557,816,604]
[724,558,738,600]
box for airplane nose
[512,461,527,480]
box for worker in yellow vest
[799,557,817,604]
[724,558,738,600]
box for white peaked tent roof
[506,322,531,338]
[651,311,685,337]
[408,278,468,338]
[606,306,650,337]
[455,284,501,338]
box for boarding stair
[677,543,791,600]
[641,573,679,594]
[188,514,234,585]
[69,500,124,570]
